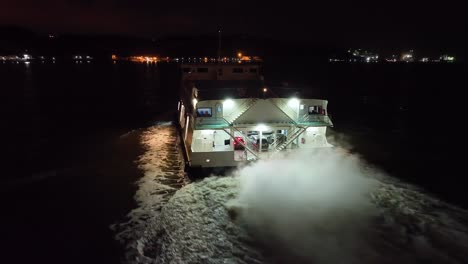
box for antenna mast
[217,27,222,62]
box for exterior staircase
[275,126,307,152]
[269,98,298,124]
[222,128,259,160]
[224,98,258,124]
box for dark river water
[0,60,466,263]
[1,61,179,264]
[2,62,180,180]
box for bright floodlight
[255,124,268,131]
[306,127,319,132]
[288,98,300,107]
[263,88,268,92]
[223,99,234,108]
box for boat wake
[112,123,187,263]
[228,150,468,263]
[114,124,468,264]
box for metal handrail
[266,88,300,123]
[224,99,249,121]
[275,126,307,152]
[268,99,299,125]
[300,115,333,124]
[224,98,257,123]
[268,128,297,149]
[222,128,259,160]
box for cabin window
[196,107,212,117]
[308,106,323,115]
[249,68,257,73]
[216,103,222,113]
[232,68,244,73]
[197,68,209,73]
[182,68,191,73]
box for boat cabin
[176,61,333,170]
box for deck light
[255,124,268,131]
[263,88,267,92]
[288,98,300,107]
[223,99,234,108]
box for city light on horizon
[329,48,457,64]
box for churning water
[114,123,468,264]
[112,123,187,263]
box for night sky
[1,0,467,48]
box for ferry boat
[176,57,333,176]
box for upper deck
[179,61,265,113]
[181,62,263,81]
[178,59,332,129]
[193,98,333,129]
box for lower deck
[189,125,332,168]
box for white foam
[112,123,186,263]
[153,177,264,264]
[154,148,468,263]
[114,124,468,264]
[230,149,378,263]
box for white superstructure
[176,61,333,171]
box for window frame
[196,107,213,117]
